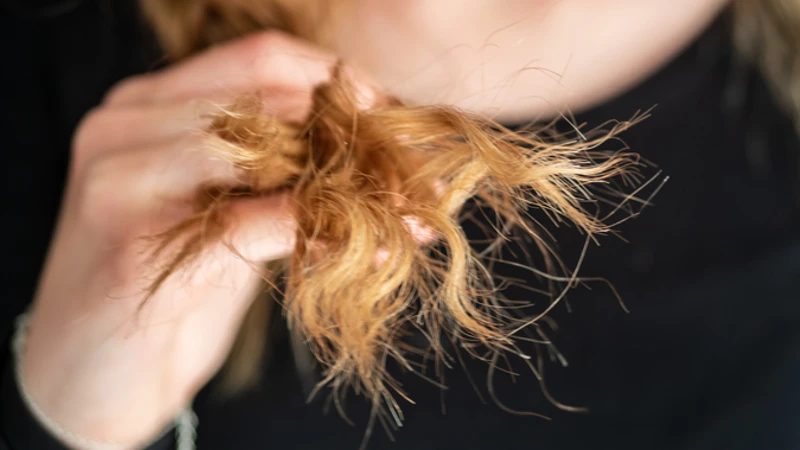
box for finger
[76,86,317,172]
[218,193,297,263]
[374,216,438,267]
[80,134,243,211]
[73,99,221,161]
[105,31,336,107]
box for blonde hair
[139,0,800,420]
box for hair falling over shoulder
[138,0,799,422]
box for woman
[1,1,798,449]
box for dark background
[1,2,799,449]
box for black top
[1,2,799,449]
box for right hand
[20,31,369,449]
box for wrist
[13,314,192,450]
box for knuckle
[245,32,297,86]
[249,30,291,55]
[73,153,150,238]
[103,75,152,106]
[71,107,107,168]
[73,157,123,228]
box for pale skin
[22,1,729,448]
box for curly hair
[138,0,796,419]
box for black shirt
[1,2,799,449]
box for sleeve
[0,336,175,450]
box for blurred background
[1,1,798,449]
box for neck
[328,0,730,123]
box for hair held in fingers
[141,0,648,417]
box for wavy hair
[138,0,797,420]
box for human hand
[20,31,351,449]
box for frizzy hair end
[144,63,644,411]
[136,0,800,428]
